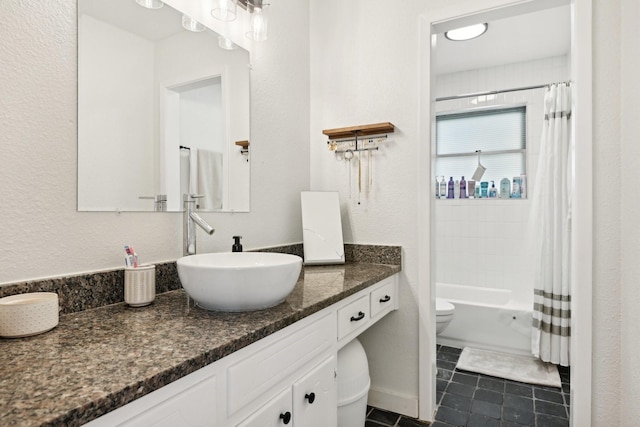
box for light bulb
[218,36,238,50]
[135,0,164,9]
[246,4,269,41]
[445,23,488,41]
[211,0,237,22]
[182,15,205,32]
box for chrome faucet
[183,194,215,256]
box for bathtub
[436,282,533,357]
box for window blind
[435,106,526,186]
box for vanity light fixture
[445,23,488,41]
[135,0,164,9]
[211,0,238,22]
[245,0,269,41]
[211,0,270,41]
[182,15,205,32]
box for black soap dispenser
[232,236,243,252]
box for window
[435,106,526,189]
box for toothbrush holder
[124,264,156,307]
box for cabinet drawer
[337,295,369,340]
[370,278,396,319]
[227,313,334,416]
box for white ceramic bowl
[177,252,303,312]
[0,292,59,338]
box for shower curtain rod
[435,81,572,102]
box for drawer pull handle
[379,295,391,303]
[280,411,291,424]
[305,392,316,404]
[350,311,365,322]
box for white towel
[189,148,199,196]
[196,149,223,210]
[180,149,190,200]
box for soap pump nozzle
[232,236,243,252]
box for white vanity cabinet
[237,355,336,427]
[86,273,397,427]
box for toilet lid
[436,298,455,315]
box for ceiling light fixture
[135,0,164,9]
[211,0,238,22]
[182,15,205,32]
[445,23,488,41]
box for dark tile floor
[365,345,571,427]
[366,406,430,426]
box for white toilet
[436,298,455,334]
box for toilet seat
[436,298,455,316]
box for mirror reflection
[78,0,251,212]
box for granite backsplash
[0,244,401,315]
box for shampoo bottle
[447,177,455,199]
[489,181,497,198]
[512,176,522,199]
[460,176,467,198]
[439,176,447,199]
[500,178,510,199]
[480,181,489,198]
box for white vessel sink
[176,252,303,312]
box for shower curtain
[530,83,572,366]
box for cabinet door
[292,356,337,427]
[120,374,217,427]
[237,388,293,427]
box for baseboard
[367,386,419,419]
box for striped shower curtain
[530,83,572,367]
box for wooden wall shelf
[322,122,395,140]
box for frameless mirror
[77,0,250,212]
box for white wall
[0,0,310,285]
[179,81,223,155]
[310,0,426,415]
[620,0,640,422]
[592,0,622,422]
[434,55,569,302]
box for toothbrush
[130,246,139,268]
[124,245,139,268]
[124,246,133,268]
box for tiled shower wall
[435,55,570,302]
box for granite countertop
[0,262,400,427]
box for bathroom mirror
[77,0,250,212]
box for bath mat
[456,347,561,388]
